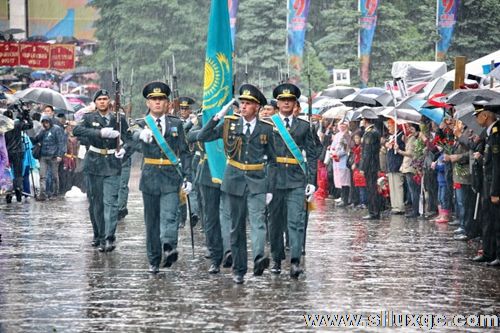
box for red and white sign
[0,42,20,66]
[50,44,75,70]
[19,42,50,68]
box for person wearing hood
[33,115,66,201]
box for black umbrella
[454,103,484,135]
[26,35,48,42]
[341,92,378,107]
[3,28,25,35]
[375,92,395,106]
[14,88,73,111]
[446,89,500,106]
[320,86,356,99]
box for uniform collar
[487,120,498,136]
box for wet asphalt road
[0,182,500,332]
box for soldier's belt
[199,155,208,164]
[228,159,264,171]
[144,157,173,166]
[64,153,76,158]
[89,146,116,155]
[276,156,299,165]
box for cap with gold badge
[142,81,171,99]
[472,100,500,115]
[179,97,195,108]
[272,83,301,100]
[239,83,267,106]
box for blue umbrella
[408,99,444,125]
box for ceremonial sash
[270,114,306,174]
[144,115,181,174]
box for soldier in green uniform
[186,120,232,274]
[73,89,131,252]
[197,84,277,284]
[267,83,319,279]
[472,102,500,266]
[358,110,382,220]
[134,82,192,274]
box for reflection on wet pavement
[1,192,499,332]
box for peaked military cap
[484,102,500,114]
[93,89,110,102]
[179,97,195,108]
[266,99,278,108]
[142,81,171,99]
[239,83,267,106]
[472,100,493,115]
[273,83,301,100]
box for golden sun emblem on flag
[203,52,231,109]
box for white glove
[214,98,236,120]
[305,184,316,197]
[100,127,120,139]
[265,193,273,205]
[114,148,125,159]
[139,128,153,143]
[182,181,193,195]
[189,114,199,127]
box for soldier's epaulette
[259,119,274,127]
[493,126,498,134]
[224,114,240,120]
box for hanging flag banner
[19,42,50,69]
[50,44,75,70]
[287,0,311,71]
[202,0,233,183]
[436,0,459,61]
[0,42,20,66]
[359,0,379,87]
[228,0,239,48]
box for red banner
[0,42,20,66]
[50,44,75,70]
[19,42,50,69]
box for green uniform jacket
[73,112,131,176]
[197,114,277,196]
[271,116,319,189]
[484,121,500,197]
[134,115,192,195]
[187,124,219,189]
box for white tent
[442,49,500,81]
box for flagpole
[435,0,439,61]
[286,0,290,81]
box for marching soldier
[73,89,131,252]
[197,84,277,284]
[472,102,500,266]
[134,82,193,273]
[358,110,382,220]
[267,83,319,279]
[186,119,232,274]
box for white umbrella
[380,106,421,124]
[14,87,73,111]
[0,114,14,134]
[322,105,352,119]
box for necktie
[103,117,109,126]
[284,117,290,129]
[245,123,251,137]
[156,118,163,135]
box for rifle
[112,63,121,149]
[127,68,134,122]
[171,54,180,116]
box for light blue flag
[45,9,75,38]
[202,0,233,184]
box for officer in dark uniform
[186,119,232,274]
[134,82,192,273]
[73,89,131,252]
[471,102,500,266]
[179,97,196,124]
[358,109,382,220]
[267,83,319,279]
[197,84,277,284]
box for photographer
[3,102,33,202]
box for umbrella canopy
[0,114,14,134]
[320,86,356,99]
[341,92,378,107]
[14,87,73,111]
[312,96,342,110]
[375,92,395,106]
[343,109,363,122]
[446,89,500,105]
[29,80,53,88]
[380,106,421,124]
[322,105,352,119]
[65,66,96,75]
[422,77,454,99]
[454,103,484,135]
[3,28,25,35]
[0,74,18,82]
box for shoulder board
[259,119,274,127]
[224,115,240,120]
[493,126,498,134]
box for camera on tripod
[8,100,31,120]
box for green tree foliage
[89,0,500,109]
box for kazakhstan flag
[202,0,233,183]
